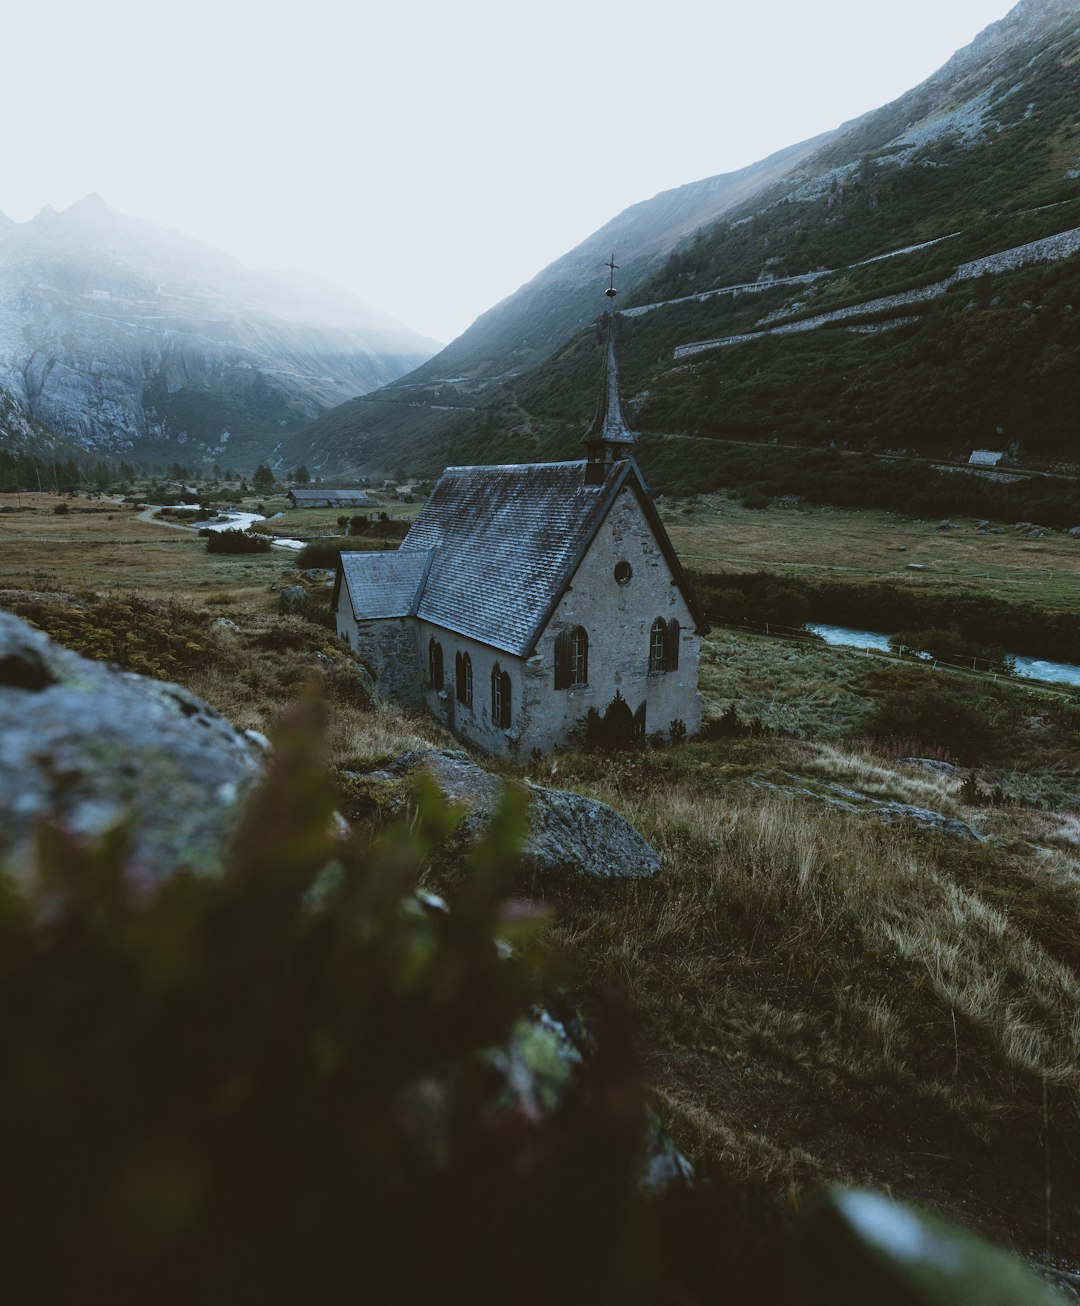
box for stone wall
[417,621,526,757]
[521,487,701,754]
[335,485,703,756]
[335,589,423,711]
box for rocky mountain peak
[0,199,438,463]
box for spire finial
[581,259,635,481]
[605,253,619,299]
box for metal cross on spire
[605,253,619,299]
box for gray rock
[381,748,661,877]
[0,612,266,885]
[897,757,957,776]
[752,773,981,841]
[278,585,308,606]
[640,1113,695,1194]
[870,802,981,841]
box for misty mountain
[0,380,72,456]
[0,196,439,467]
[295,0,1080,481]
[279,132,838,471]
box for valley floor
[3,487,1080,1283]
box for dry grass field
[530,719,1080,1263]
[1,494,293,606]
[253,498,427,539]
[5,484,1080,1274]
[661,496,1080,614]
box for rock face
[376,748,662,878]
[0,195,438,465]
[0,612,266,883]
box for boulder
[0,612,266,885]
[376,748,661,878]
[897,757,957,776]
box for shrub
[0,710,651,1304]
[205,528,272,555]
[869,684,996,764]
[891,627,1015,675]
[297,540,352,568]
[702,704,746,739]
[52,502,68,515]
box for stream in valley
[806,623,1080,689]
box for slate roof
[393,458,706,657]
[581,324,636,451]
[289,488,375,505]
[337,549,434,620]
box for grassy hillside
[5,550,1080,1279]
[292,0,1080,478]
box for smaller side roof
[336,549,434,620]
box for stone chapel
[332,287,707,756]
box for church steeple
[582,255,635,484]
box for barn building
[967,450,1005,468]
[288,488,377,509]
[332,300,707,756]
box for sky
[2,0,1019,343]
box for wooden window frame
[429,637,444,690]
[456,650,473,708]
[554,626,589,689]
[649,618,667,672]
[568,627,588,687]
[491,663,512,728]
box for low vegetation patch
[1,591,209,681]
[690,568,1080,663]
[204,528,272,554]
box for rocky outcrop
[0,612,266,884]
[752,773,982,842]
[372,748,662,878]
[0,196,437,465]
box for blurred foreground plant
[0,698,1065,1306]
[0,699,663,1305]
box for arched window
[648,618,681,672]
[649,618,667,672]
[555,626,588,689]
[456,650,473,707]
[491,663,512,728]
[428,637,444,690]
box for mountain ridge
[0,197,439,467]
[289,0,1080,480]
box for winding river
[806,623,1080,689]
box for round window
[613,560,633,585]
